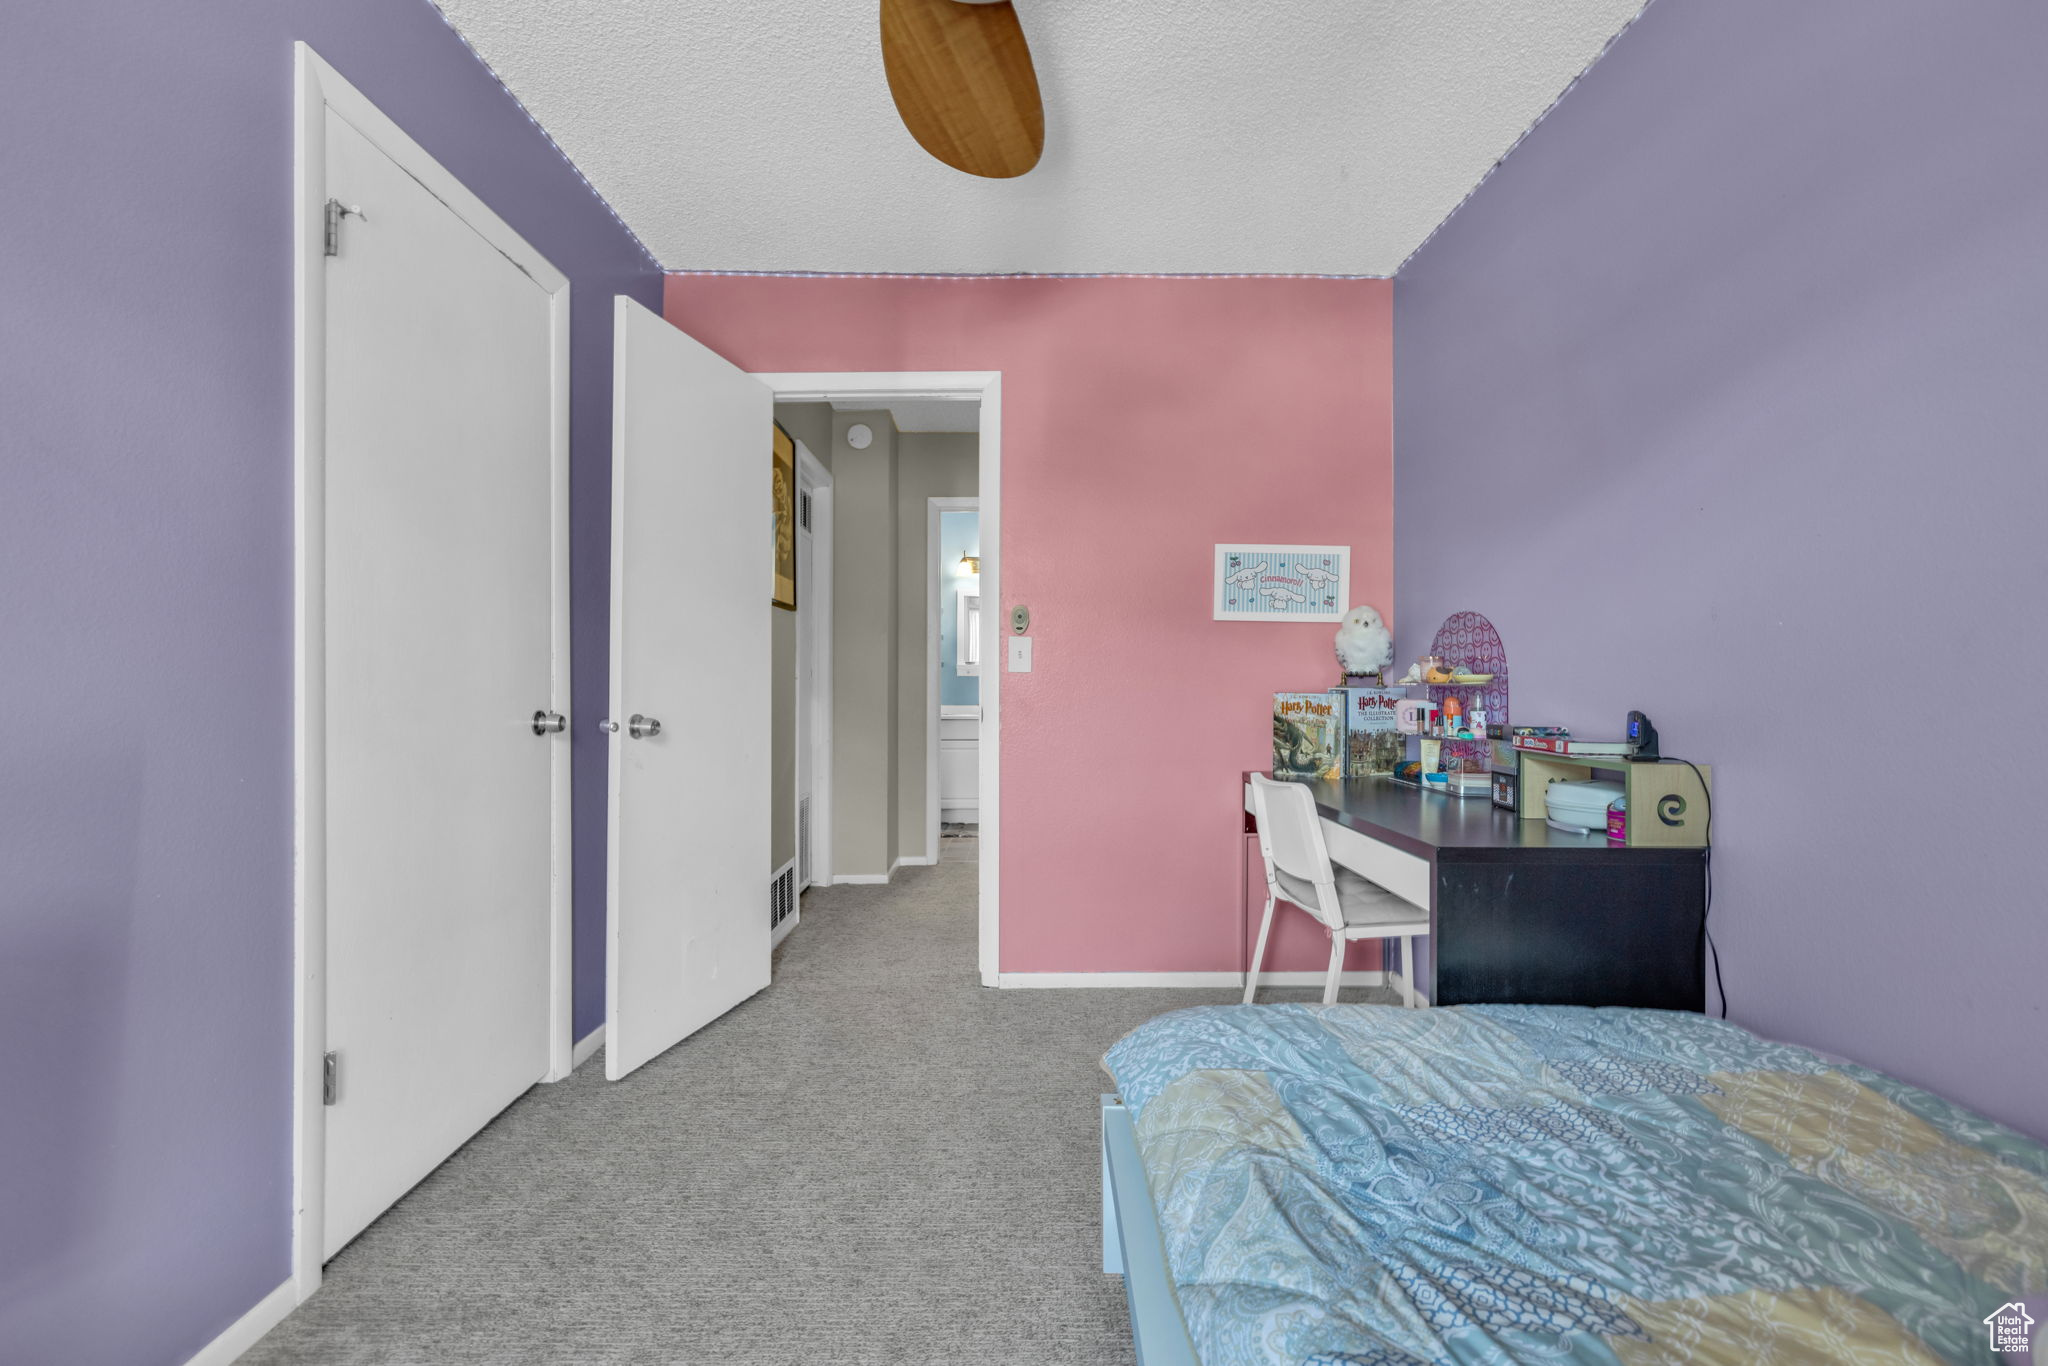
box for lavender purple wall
[1396,0,2048,1138]
[0,5,657,1360]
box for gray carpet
[247,859,1394,1364]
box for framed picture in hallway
[1213,544,1350,622]
[771,422,797,610]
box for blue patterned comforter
[1102,1005,2048,1365]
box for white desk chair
[1245,774,1428,1008]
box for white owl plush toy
[1334,605,1394,679]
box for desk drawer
[1321,823,1432,911]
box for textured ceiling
[832,398,981,434]
[434,0,1648,276]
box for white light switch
[1007,636,1033,672]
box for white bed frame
[1101,1096,1201,1365]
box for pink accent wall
[665,274,1393,974]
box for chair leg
[1243,896,1277,1005]
[1322,934,1345,1006]
[1397,936,1418,1008]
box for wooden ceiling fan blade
[880,0,1044,179]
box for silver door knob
[532,710,567,735]
[627,713,662,739]
[598,719,619,734]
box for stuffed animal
[1333,605,1393,677]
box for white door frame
[291,42,573,1301]
[753,374,1001,987]
[795,442,833,892]
[925,496,979,862]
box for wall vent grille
[771,865,795,930]
[798,490,812,533]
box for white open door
[794,484,814,893]
[606,297,773,1081]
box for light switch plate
[1007,636,1033,672]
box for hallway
[249,862,1388,1364]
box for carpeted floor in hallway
[246,857,1393,1364]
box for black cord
[1658,756,1722,1018]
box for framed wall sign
[1213,544,1350,622]
[771,422,796,611]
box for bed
[1099,1004,2048,1365]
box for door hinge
[323,199,363,257]
[322,1050,340,1105]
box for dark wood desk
[1243,773,1707,1011]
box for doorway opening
[928,496,980,864]
[785,436,833,933]
[761,374,1002,986]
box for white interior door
[794,474,815,892]
[321,110,558,1254]
[606,297,772,1081]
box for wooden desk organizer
[1517,753,1712,848]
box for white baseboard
[571,1026,605,1070]
[998,972,1238,989]
[996,970,1390,989]
[1258,970,1391,988]
[182,1279,296,1366]
[897,855,935,868]
[837,856,911,885]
